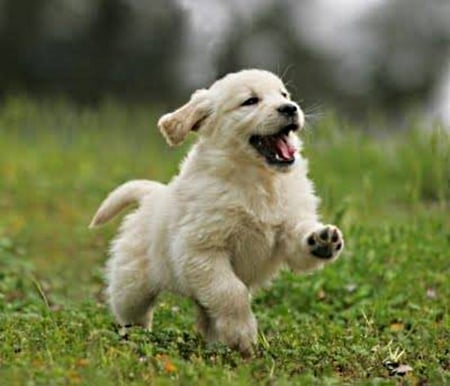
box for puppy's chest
[232,211,280,248]
[227,208,285,286]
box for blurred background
[0,0,449,124]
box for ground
[0,97,448,385]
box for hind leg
[195,302,216,340]
[109,286,158,329]
[107,253,159,330]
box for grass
[0,96,449,385]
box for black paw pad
[311,245,333,259]
[307,226,343,260]
[319,229,329,241]
[331,230,339,242]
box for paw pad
[307,225,343,259]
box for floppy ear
[158,89,211,146]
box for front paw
[306,225,344,259]
[214,313,257,356]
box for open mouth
[249,123,298,166]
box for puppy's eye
[281,92,288,98]
[241,97,259,106]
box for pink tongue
[275,137,296,160]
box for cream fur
[90,69,344,355]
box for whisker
[304,102,324,115]
[285,81,298,96]
[303,103,324,125]
[280,64,295,83]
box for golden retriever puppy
[90,69,344,355]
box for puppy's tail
[89,180,162,228]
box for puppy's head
[158,69,305,172]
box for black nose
[277,103,298,117]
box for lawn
[0,97,449,385]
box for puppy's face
[158,69,305,172]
